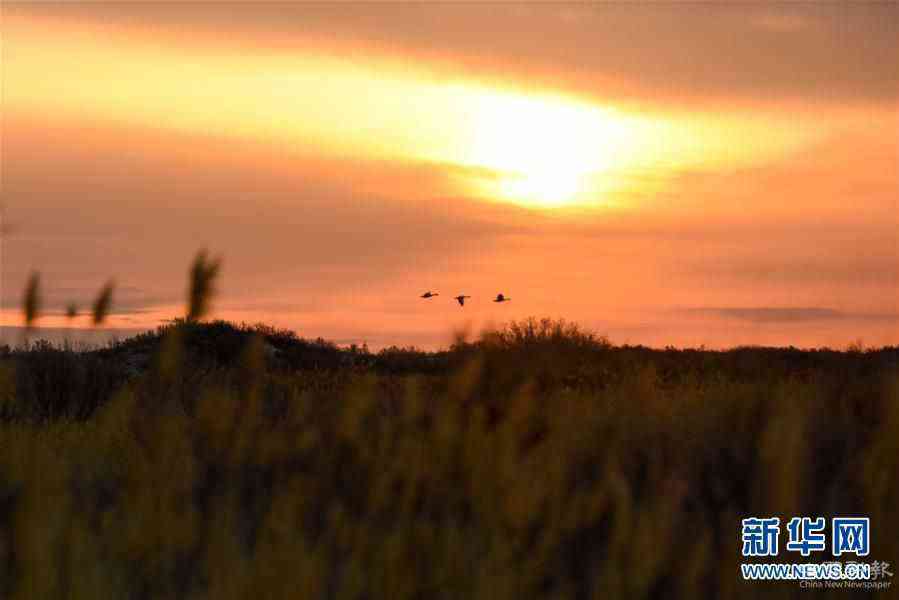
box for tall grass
[188,249,222,323]
[22,273,41,333]
[1,258,896,599]
[92,281,115,327]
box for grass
[1,258,896,598]
[0,319,896,599]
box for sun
[464,90,632,208]
[497,168,584,208]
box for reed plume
[187,249,221,322]
[23,272,41,330]
[92,280,115,326]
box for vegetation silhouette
[188,249,222,322]
[65,302,79,321]
[0,254,896,598]
[22,272,41,331]
[92,279,115,326]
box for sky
[2,2,897,349]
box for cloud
[692,256,898,288]
[750,12,812,34]
[2,8,896,349]
[678,307,899,324]
[9,3,899,106]
[0,115,520,326]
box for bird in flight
[454,295,471,306]
[493,293,511,303]
[420,291,439,299]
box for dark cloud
[679,307,899,324]
[692,255,898,288]
[10,3,899,105]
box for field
[0,317,896,599]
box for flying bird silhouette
[454,295,471,306]
[420,291,439,299]
[493,293,511,303]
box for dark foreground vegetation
[1,318,897,599]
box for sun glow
[464,92,637,208]
[6,13,824,212]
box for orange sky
[2,4,897,349]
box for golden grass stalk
[92,280,115,326]
[187,249,222,322]
[23,272,41,330]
